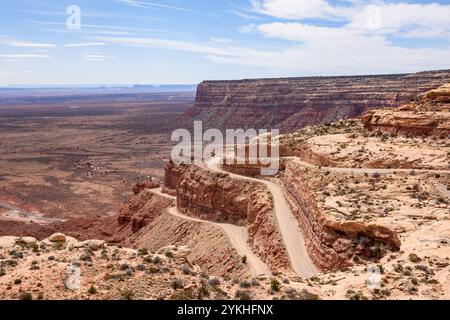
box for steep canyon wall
[185,70,450,132]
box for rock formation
[132,177,160,195]
[280,160,401,271]
[175,165,291,272]
[184,70,450,132]
[362,83,450,137]
[117,189,174,234]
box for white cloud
[94,34,450,74]
[251,0,353,20]
[86,1,450,76]
[230,9,261,20]
[0,36,57,48]
[210,37,234,44]
[116,0,217,17]
[0,54,51,59]
[239,24,257,34]
[229,1,450,74]
[83,54,116,62]
[250,0,450,39]
[348,3,450,38]
[116,0,193,12]
[65,42,106,47]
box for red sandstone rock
[176,165,291,272]
[118,189,174,233]
[281,160,401,271]
[132,177,160,195]
[362,83,450,137]
[183,70,450,132]
[163,160,190,191]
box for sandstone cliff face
[362,83,450,137]
[185,70,450,132]
[281,160,401,271]
[163,160,189,193]
[176,165,291,272]
[118,190,174,234]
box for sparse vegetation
[208,278,221,287]
[270,278,281,292]
[171,279,185,290]
[88,285,97,294]
[235,290,252,300]
[18,292,32,300]
[409,253,422,263]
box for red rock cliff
[184,70,450,132]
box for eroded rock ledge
[362,83,450,137]
[174,165,291,272]
[280,160,401,271]
[184,70,450,132]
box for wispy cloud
[93,30,450,75]
[2,7,164,21]
[210,37,234,45]
[28,20,193,37]
[116,0,218,17]
[230,9,261,20]
[117,0,194,12]
[16,70,39,74]
[250,0,352,20]
[83,54,116,62]
[0,54,51,59]
[249,0,450,40]
[0,36,57,48]
[64,42,106,47]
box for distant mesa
[182,69,450,132]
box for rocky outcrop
[163,160,190,191]
[132,177,160,195]
[362,83,450,137]
[176,165,291,272]
[280,160,401,271]
[177,167,250,224]
[184,70,450,132]
[117,189,174,234]
[424,83,450,103]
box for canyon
[185,70,450,132]
[1,78,449,300]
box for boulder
[78,239,105,251]
[0,236,19,248]
[47,233,67,243]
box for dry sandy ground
[0,93,193,236]
[168,207,271,277]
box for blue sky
[0,0,449,85]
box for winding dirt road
[167,207,271,277]
[149,187,271,276]
[291,158,450,175]
[206,157,318,277]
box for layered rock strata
[175,165,291,272]
[185,70,450,132]
[362,83,450,137]
[280,160,401,271]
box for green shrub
[88,285,97,294]
[270,278,281,292]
